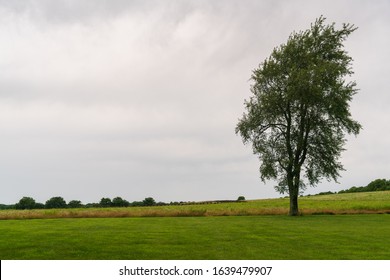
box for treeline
[0,196,246,210]
[0,195,247,210]
[315,178,390,196]
[338,178,390,193]
[0,196,164,210]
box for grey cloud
[0,0,389,204]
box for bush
[237,196,246,201]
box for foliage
[0,204,14,210]
[338,178,390,194]
[236,16,361,215]
[237,196,246,201]
[142,197,156,206]
[34,203,45,209]
[130,201,145,207]
[45,197,67,209]
[316,191,335,196]
[85,203,100,208]
[366,179,390,191]
[112,197,130,207]
[68,200,83,208]
[99,198,112,208]
[15,197,37,210]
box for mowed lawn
[0,215,389,260]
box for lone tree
[236,17,361,216]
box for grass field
[1,191,390,219]
[1,191,389,260]
[0,215,389,260]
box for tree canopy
[45,196,67,209]
[236,16,361,215]
[15,197,37,210]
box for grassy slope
[1,191,390,219]
[0,215,389,260]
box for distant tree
[338,178,390,194]
[15,197,36,210]
[35,202,45,209]
[85,203,100,208]
[99,197,112,208]
[0,204,14,210]
[142,197,156,206]
[170,201,180,205]
[236,16,361,215]
[68,200,83,208]
[156,201,167,206]
[131,201,144,207]
[237,196,246,201]
[112,197,130,207]
[45,197,67,209]
[317,191,335,196]
[366,179,388,191]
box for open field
[1,191,390,219]
[0,215,389,259]
[1,192,389,259]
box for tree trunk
[289,192,299,216]
[288,173,299,216]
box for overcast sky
[0,0,389,204]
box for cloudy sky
[0,0,389,204]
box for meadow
[1,191,390,219]
[0,191,389,260]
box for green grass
[1,191,389,259]
[0,215,389,260]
